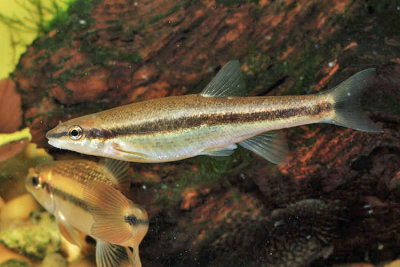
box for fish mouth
[45,130,51,140]
[47,139,59,148]
[47,137,66,150]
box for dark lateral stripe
[47,131,68,138]
[124,215,149,226]
[88,102,333,139]
[52,187,90,211]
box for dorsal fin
[200,60,247,97]
[99,158,131,195]
[239,131,290,165]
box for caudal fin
[322,68,383,133]
[96,241,129,267]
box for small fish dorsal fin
[239,131,290,165]
[200,60,247,97]
[96,241,130,267]
[99,158,131,194]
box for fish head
[46,115,103,155]
[25,164,55,213]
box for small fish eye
[31,176,40,188]
[68,126,83,140]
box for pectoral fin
[96,241,129,267]
[112,143,151,161]
[239,131,289,165]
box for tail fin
[96,241,130,267]
[83,179,149,245]
[126,245,142,267]
[322,68,383,133]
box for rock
[40,253,67,267]
[0,79,22,133]
[59,235,83,262]
[0,259,30,267]
[0,128,30,162]
[202,199,341,266]
[0,194,39,223]
[0,139,28,163]
[385,259,400,267]
[0,244,31,266]
[0,142,53,201]
[0,212,60,260]
[70,258,96,267]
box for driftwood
[9,0,400,265]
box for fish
[25,158,149,267]
[46,60,382,164]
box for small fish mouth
[47,139,62,149]
[45,131,51,140]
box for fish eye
[68,126,83,140]
[31,176,41,189]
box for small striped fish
[46,60,382,164]
[26,158,148,267]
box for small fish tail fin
[96,241,130,267]
[322,68,382,133]
[126,245,142,267]
[84,180,135,244]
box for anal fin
[239,131,289,165]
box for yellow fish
[26,158,148,267]
[46,61,382,164]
